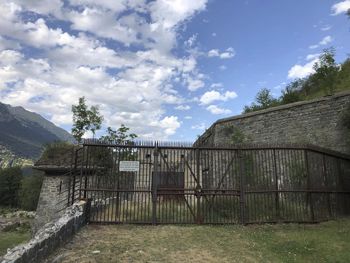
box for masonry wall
[196,91,350,154]
[33,173,70,233]
[1,201,89,263]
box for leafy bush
[19,171,43,211]
[0,167,43,211]
[41,141,73,160]
[0,167,22,207]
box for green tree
[244,88,280,113]
[19,172,43,211]
[0,167,23,207]
[312,48,340,95]
[101,124,137,144]
[280,80,302,104]
[87,105,103,138]
[72,97,103,142]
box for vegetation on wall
[243,49,350,113]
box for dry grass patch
[46,219,350,263]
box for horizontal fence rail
[63,141,350,225]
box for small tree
[101,124,137,144]
[313,48,339,95]
[280,80,302,104]
[243,88,280,113]
[0,167,23,207]
[72,97,103,142]
[88,105,103,138]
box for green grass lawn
[0,225,31,256]
[46,219,350,263]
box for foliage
[72,97,103,142]
[243,88,280,113]
[243,49,349,114]
[312,48,339,95]
[100,124,138,144]
[280,80,302,104]
[41,141,73,160]
[0,167,22,207]
[19,171,43,211]
[0,167,43,211]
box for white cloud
[175,105,191,111]
[185,34,198,48]
[208,47,235,59]
[320,36,333,45]
[288,58,319,79]
[306,53,320,61]
[0,0,209,140]
[191,123,206,130]
[321,25,332,31]
[199,90,237,105]
[211,32,216,37]
[219,65,227,71]
[184,115,192,120]
[331,0,350,15]
[210,83,223,88]
[186,76,205,91]
[206,105,231,115]
[309,35,333,49]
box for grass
[0,224,31,256]
[46,219,350,263]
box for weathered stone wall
[196,91,350,154]
[32,173,70,233]
[1,201,88,263]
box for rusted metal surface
[62,140,350,224]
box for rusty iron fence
[64,140,350,225]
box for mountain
[0,102,74,160]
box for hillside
[0,102,74,163]
[243,53,350,113]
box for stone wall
[1,201,89,263]
[196,91,350,154]
[32,173,70,233]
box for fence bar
[239,150,246,225]
[152,145,159,225]
[56,142,350,225]
[305,150,315,222]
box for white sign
[119,161,139,172]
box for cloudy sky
[0,0,349,141]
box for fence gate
[71,141,350,224]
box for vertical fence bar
[152,145,159,225]
[239,149,246,225]
[304,150,315,222]
[71,149,78,205]
[322,154,332,218]
[196,148,201,224]
[273,149,280,221]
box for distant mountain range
[0,102,74,163]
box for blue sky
[0,0,349,141]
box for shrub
[0,167,23,207]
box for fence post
[239,149,246,225]
[322,154,332,218]
[304,150,315,222]
[273,149,280,221]
[152,145,159,225]
[71,149,78,205]
[196,148,201,224]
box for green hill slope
[0,102,74,162]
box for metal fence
[65,140,350,224]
